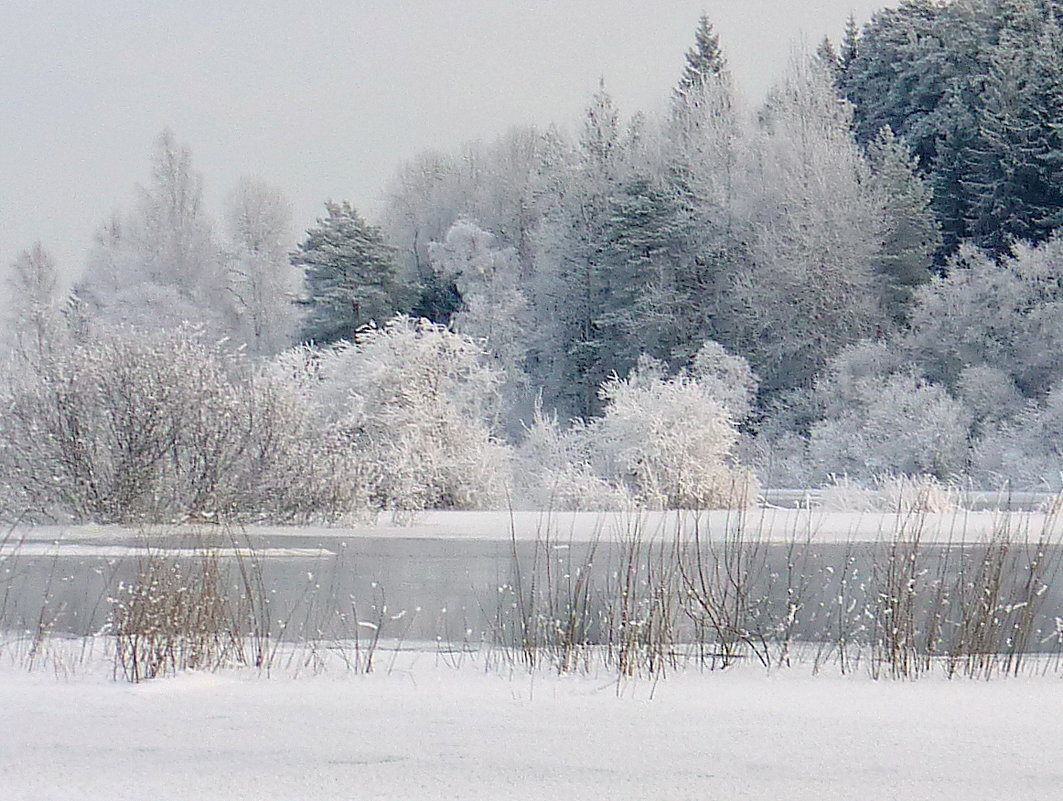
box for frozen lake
[4,509,1063,653]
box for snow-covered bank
[2,654,1061,800]
[12,507,1063,550]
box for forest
[4,0,1063,524]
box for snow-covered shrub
[820,474,958,514]
[515,405,634,511]
[238,351,373,523]
[0,316,511,522]
[591,364,758,509]
[788,340,973,484]
[311,316,512,511]
[0,324,228,521]
[0,324,352,524]
[518,350,759,510]
[971,386,1063,491]
[808,370,971,482]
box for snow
[0,543,330,559]
[1,651,1061,800]
[13,507,1063,550]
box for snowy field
[2,650,1062,801]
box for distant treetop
[674,15,727,102]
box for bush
[592,365,758,509]
[310,316,512,511]
[820,474,958,514]
[807,366,972,483]
[0,324,364,524]
[517,350,759,510]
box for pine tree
[536,83,626,418]
[597,174,690,370]
[1036,14,1063,229]
[294,201,401,345]
[580,78,622,176]
[867,126,942,322]
[839,13,860,74]
[664,16,744,364]
[673,15,726,105]
[816,36,841,82]
[961,9,1063,254]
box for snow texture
[1,654,1060,800]
[14,507,1063,548]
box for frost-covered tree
[839,13,861,74]
[75,130,232,336]
[428,221,532,426]
[380,126,559,321]
[688,340,759,421]
[224,178,299,355]
[751,337,974,485]
[904,236,1063,398]
[815,35,840,79]
[294,201,402,345]
[4,243,61,357]
[736,53,886,392]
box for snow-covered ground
[2,651,1061,800]
[12,506,1063,551]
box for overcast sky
[1,1,888,282]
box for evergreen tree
[1037,15,1063,229]
[839,13,860,74]
[579,78,622,176]
[816,36,841,82]
[534,83,625,418]
[673,15,726,105]
[867,126,942,322]
[961,9,1063,253]
[841,0,1063,256]
[597,174,690,370]
[665,17,745,364]
[294,201,401,345]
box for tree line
[4,2,1063,523]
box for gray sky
[1,1,887,282]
